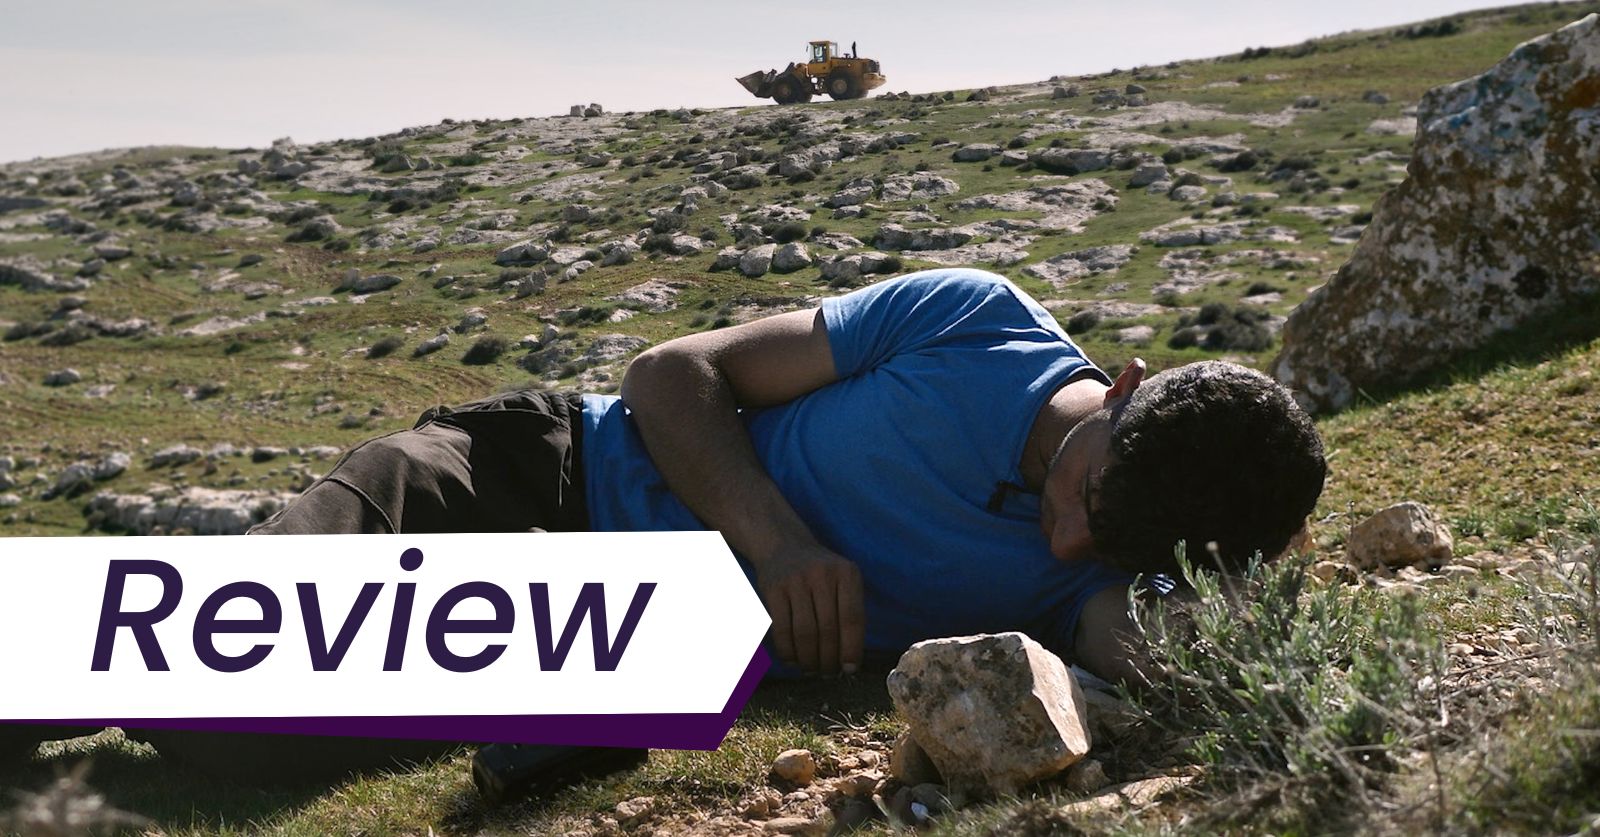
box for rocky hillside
[1,1,1596,537]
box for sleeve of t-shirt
[820,269,1055,378]
[1037,561,1138,662]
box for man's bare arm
[1073,585,1158,689]
[620,308,865,674]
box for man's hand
[621,308,867,674]
[757,543,865,675]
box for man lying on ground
[0,268,1326,795]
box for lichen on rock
[1275,14,1600,412]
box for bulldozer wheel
[827,72,862,101]
[772,76,811,105]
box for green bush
[1130,547,1439,819]
[1400,18,1461,39]
[769,221,808,244]
[1167,325,1202,349]
[1066,310,1100,334]
[366,336,404,359]
[650,212,687,234]
[461,336,510,365]
[1196,302,1230,326]
[1448,512,1600,832]
[1218,150,1260,172]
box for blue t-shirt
[581,268,1133,657]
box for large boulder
[347,273,402,294]
[738,244,777,278]
[886,632,1091,797]
[607,279,681,313]
[1031,148,1109,175]
[1,259,90,293]
[771,243,813,274]
[1025,244,1136,289]
[825,177,876,208]
[1128,162,1169,188]
[495,239,550,266]
[952,143,1000,163]
[879,173,960,202]
[86,487,296,535]
[875,224,976,252]
[1275,15,1600,412]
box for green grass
[5,2,1600,832]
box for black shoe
[471,744,649,805]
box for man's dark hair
[1088,361,1326,575]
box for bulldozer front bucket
[736,69,777,98]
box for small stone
[413,333,450,357]
[613,795,654,829]
[1057,789,1124,816]
[1347,502,1454,570]
[1064,758,1110,794]
[1310,560,1355,584]
[93,243,132,261]
[456,311,489,333]
[762,816,819,835]
[888,632,1091,797]
[909,783,953,814]
[831,771,882,799]
[149,445,203,468]
[829,796,878,833]
[348,274,401,295]
[1080,688,1143,741]
[1116,775,1193,806]
[771,749,816,786]
[44,368,82,387]
[741,788,783,819]
[91,452,130,481]
[251,446,288,463]
[889,730,942,786]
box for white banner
[0,532,769,719]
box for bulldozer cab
[808,41,837,68]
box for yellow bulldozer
[737,40,886,104]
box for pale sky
[0,0,1538,163]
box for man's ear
[1104,358,1147,407]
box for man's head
[1041,360,1326,575]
